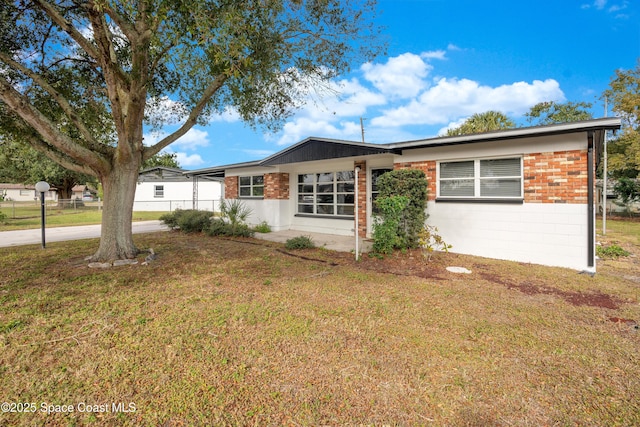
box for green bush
[0,210,6,223]
[372,195,409,255]
[597,244,630,259]
[285,235,315,250]
[160,209,213,233]
[253,221,271,233]
[372,169,429,255]
[220,199,253,227]
[207,219,254,237]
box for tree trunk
[90,162,139,262]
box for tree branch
[0,52,102,151]
[0,76,111,174]
[144,73,228,159]
[32,0,100,61]
[25,134,97,176]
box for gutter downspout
[587,131,595,271]
[355,166,360,261]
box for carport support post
[355,166,360,261]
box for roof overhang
[389,117,621,151]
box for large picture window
[439,157,522,199]
[297,171,355,217]
[239,175,264,197]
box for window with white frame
[154,185,164,198]
[239,175,264,197]
[297,171,355,217]
[438,157,522,199]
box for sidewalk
[0,220,168,248]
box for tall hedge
[375,169,428,249]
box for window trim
[154,185,164,198]
[436,156,524,202]
[238,175,264,198]
[296,170,355,218]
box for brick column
[523,150,588,203]
[394,161,436,201]
[355,160,367,237]
[264,173,290,200]
[224,176,238,199]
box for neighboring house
[71,185,97,200]
[134,167,223,211]
[189,118,621,272]
[596,178,640,215]
[0,183,57,202]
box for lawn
[0,204,164,231]
[0,220,638,426]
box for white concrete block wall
[133,181,222,211]
[427,201,590,271]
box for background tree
[0,0,383,262]
[0,138,97,203]
[141,152,180,170]
[446,111,515,136]
[525,101,593,125]
[604,62,640,178]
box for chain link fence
[0,199,221,219]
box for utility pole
[360,117,366,143]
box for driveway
[0,220,169,248]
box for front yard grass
[0,221,638,426]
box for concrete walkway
[253,229,372,254]
[0,220,169,248]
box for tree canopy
[446,111,515,136]
[525,101,593,126]
[0,0,383,261]
[604,61,640,178]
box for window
[438,157,522,199]
[239,175,264,197]
[20,189,31,196]
[297,171,355,217]
[154,185,164,198]
[371,168,392,214]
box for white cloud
[275,117,363,146]
[242,149,275,158]
[172,128,210,150]
[361,53,432,98]
[371,78,565,127]
[207,106,241,123]
[421,50,447,60]
[175,152,205,167]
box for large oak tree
[0,0,382,261]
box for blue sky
[147,0,639,169]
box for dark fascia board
[388,117,622,150]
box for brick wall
[355,161,367,237]
[264,173,290,200]
[523,149,588,204]
[224,176,238,199]
[393,161,437,201]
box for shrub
[597,244,630,259]
[220,199,253,227]
[0,210,6,223]
[372,195,409,255]
[418,225,452,262]
[285,235,315,250]
[207,219,254,237]
[372,169,429,256]
[160,209,213,233]
[253,221,271,233]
